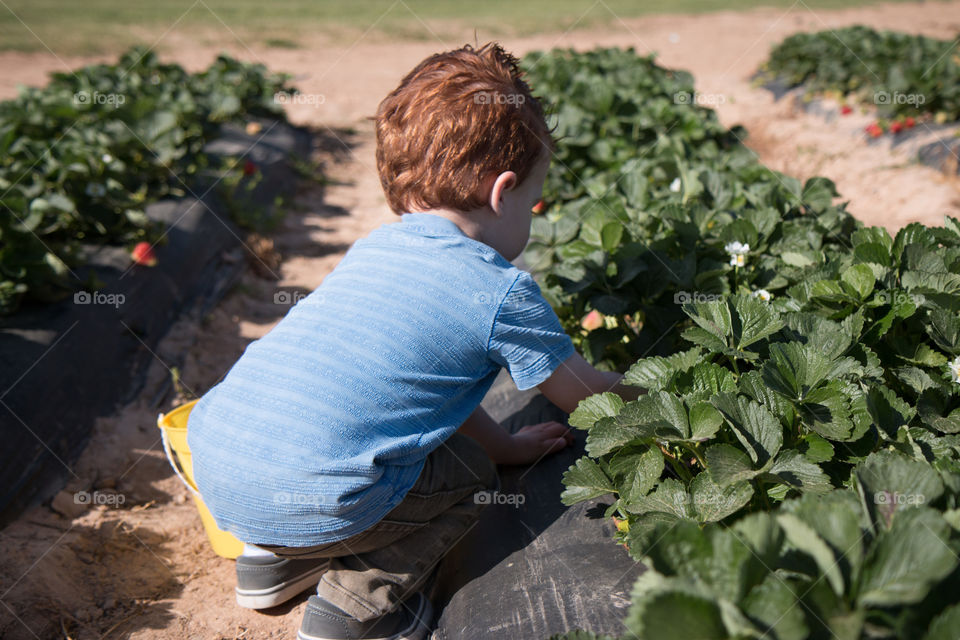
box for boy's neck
[411,208,502,255]
[426,209,482,238]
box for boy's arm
[458,405,572,465]
[537,352,643,414]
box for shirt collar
[399,212,467,238]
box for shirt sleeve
[488,272,575,391]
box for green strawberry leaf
[681,326,729,354]
[624,347,702,390]
[742,574,809,640]
[706,443,760,487]
[688,402,723,441]
[855,450,945,530]
[777,512,845,595]
[762,342,832,401]
[797,381,855,441]
[561,457,615,505]
[586,416,647,457]
[731,294,784,351]
[923,604,960,640]
[569,392,625,430]
[624,478,692,519]
[858,507,958,607]
[626,588,728,640]
[711,393,783,465]
[918,389,960,435]
[799,433,835,463]
[925,306,960,355]
[691,472,754,522]
[866,384,917,440]
[610,446,665,505]
[763,449,832,493]
[613,391,689,441]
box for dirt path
[3,2,960,638]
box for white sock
[242,543,277,558]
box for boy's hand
[458,407,573,466]
[505,421,574,465]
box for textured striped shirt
[187,212,575,546]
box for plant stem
[729,355,741,378]
[684,442,708,470]
[667,451,693,483]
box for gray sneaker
[235,555,330,609]
[297,592,432,640]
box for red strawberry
[243,160,258,176]
[865,123,883,138]
[905,116,916,129]
[840,104,853,115]
[890,121,903,134]
[531,199,546,215]
[131,242,157,267]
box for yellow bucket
[157,399,244,559]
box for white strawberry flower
[102,153,113,163]
[669,177,681,193]
[950,355,960,384]
[752,289,772,302]
[725,241,749,255]
[725,241,749,267]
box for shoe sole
[235,562,329,610]
[296,594,433,640]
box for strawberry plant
[758,26,960,122]
[618,488,960,639]
[521,48,857,371]
[523,47,960,640]
[0,47,293,313]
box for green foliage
[759,26,960,120]
[521,47,858,371]
[0,47,293,313]
[525,47,960,639]
[625,493,960,639]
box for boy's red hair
[374,42,554,215]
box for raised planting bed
[432,369,642,639]
[0,48,312,526]
[755,26,960,176]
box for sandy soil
[3,2,960,638]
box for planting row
[521,47,960,640]
[758,26,960,135]
[0,47,293,313]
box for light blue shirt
[188,213,574,546]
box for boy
[187,42,636,640]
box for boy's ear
[488,170,517,217]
